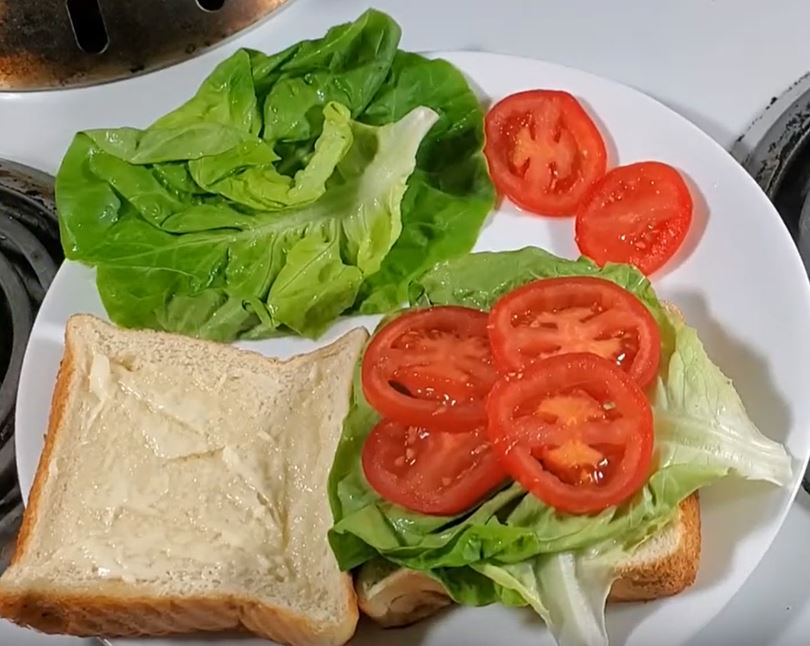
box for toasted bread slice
[0,314,368,646]
[357,494,700,627]
[610,493,701,601]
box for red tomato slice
[486,353,654,515]
[361,306,497,432]
[484,90,608,216]
[487,276,661,387]
[575,161,693,275]
[362,419,507,516]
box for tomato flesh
[575,161,693,275]
[487,276,661,387]
[484,90,607,216]
[361,306,497,432]
[486,353,654,515]
[362,419,506,516]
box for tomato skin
[486,353,654,515]
[575,161,693,275]
[487,276,661,387]
[361,306,497,432]
[362,419,507,516]
[484,90,607,217]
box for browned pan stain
[0,0,289,91]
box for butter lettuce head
[327,247,792,646]
[55,10,494,342]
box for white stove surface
[1,1,808,644]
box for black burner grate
[0,159,62,566]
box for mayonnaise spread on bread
[33,346,339,587]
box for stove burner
[0,159,62,553]
[0,0,291,91]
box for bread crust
[11,317,76,566]
[0,317,360,646]
[0,584,358,646]
[609,493,701,602]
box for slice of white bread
[356,494,700,627]
[0,314,368,646]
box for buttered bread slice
[0,314,368,646]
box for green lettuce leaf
[355,52,495,312]
[151,49,264,134]
[56,10,492,342]
[259,9,400,146]
[59,104,438,340]
[328,248,792,644]
[652,311,792,485]
[184,101,354,211]
[474,547,622,646]
[410,246,676,358]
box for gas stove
[1,2,810,645]
[0,160,62,569]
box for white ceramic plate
[12,51,810,646]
